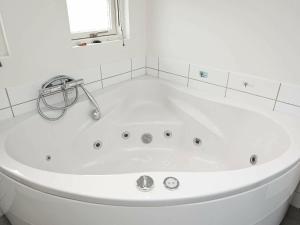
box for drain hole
[193,138,202,146]
[93,140,103,150]
[122,131,130,140]
[164,130,172,138]
[46,155,52,161]
[141,133,153,144]
[250,155,258,165]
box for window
[66,0,123,43]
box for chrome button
[136,175,154,192]
[164,177,180,190]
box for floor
[0,216,9,225]
[281,207,300,225]
[0,207,299,225]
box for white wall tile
[277,83,300,106]
[275,102,300,117]
[132,68,146,78]
[146,56,159,69]
[132,56,146,70]
[0,108,13,121]
[101,59,131,79]
[146,68,158,77]
[189,65,228,87]
[103,73,131,88]
[16,100,80,118]
[12,100,36,116]
[189,79,226,98]
[228,73,280,99]
[62,67,101,84]
[84,81,102,93]
[14,99,76,117]
[159,72,188,87]
[159,58,189,77]
[14,86,103,117]
[0,89,9,109]
[226,90,275,111]
[7,80,40,105]
[7,67,100,106]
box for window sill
[71,35,124,48]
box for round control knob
[136,175,154,192]
[163,177,180,190]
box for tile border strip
[0,60,146,118]
[2,55,300,119]
[145,66,297,106]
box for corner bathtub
[0,77,300,225]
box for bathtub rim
[0,157,299,207]
[0,77,300,207]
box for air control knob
[164,177,180,190]
[136,175,154,192]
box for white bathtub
[0,77,300,225]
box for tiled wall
[0,56,146,121]
[1,55,300,120]
[146,56,300,117]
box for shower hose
[37,75,94,121]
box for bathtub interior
[4,78,290,175]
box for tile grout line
[5,88,15,118]
[0,106,11,111]
[273,83,282,111]
[99,65,104,89]
[227,87,275,101]
[157,56,160,79]
[85,79,101,85]
[160,69,191,80]
[132,67,146,72]
[12,98,37,107]
[276,100,300,108]
[130,58,133,80]
[145,56,148,76]
[189,77,226,88]
[224,72,230,98]
[187,64,191,88]
[102,71,132,81]
[146,66,158,71]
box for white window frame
[0,14,9,57]
[68,0,124,44]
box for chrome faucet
[37,75,101,121]
[80,84,101,120]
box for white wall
[1,1,299,87]
[146,0,300,84]
[0,0,146,88]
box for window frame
[67,0,123,43]
[0,14,9,57]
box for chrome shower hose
[37,75,80,121]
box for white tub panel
[1,163,299,225]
